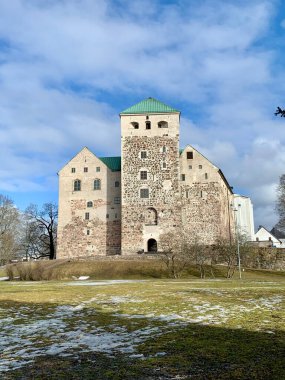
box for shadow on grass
[3,303,284,380]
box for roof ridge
[120,97,180,115]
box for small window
[187,152,193,159]
[181,174,185,181]
[162,146,166,153]
[94,179,101,190]
[269,237,272,241]
[114,197,120,204]
[85,212,90,220]
[87,201,93,208]
[163,162,167,168]
[71,168,76,173]
[87,229,90,235]
[200,191,203,198]
[141,151,147,159]
[205,173,208,179]
[189,165,192,169]
[96,167,100,172]
[131,122,139,129]
[146,121,151,129]
[115,213,117,219]
[74,179,81,191]
[140,171,147,180]
[186,190,189,198]
[199,165,202,169]
[256,237,259,241]
[158,121,168,128]
[140,188,149,198]
[115,181,119,187]
[106,214,109,219]
[84,167,88,172]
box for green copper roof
[120,97,180,115]
[99,156,121,171]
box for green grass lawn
[0,274,284,379]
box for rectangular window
[84,167,88,172]
[87,229,90,235]
[115,181,119,187]
[146,121,151,129]
[187,151,193,159]
[181,174,185,181]
[163,162,167,168]
[205,173,208,179]
[115,213,117,218]
[186,190,189,198]
[141,151,147,159]
[106,214,109,219]
[140,171,147,180]
[71,168,76,173]
[85,212,89,220]
[114,197,120,204]
[199,165,202,169]
[140,188,149,198]
[96,167,100,172]
[189,165,192,169]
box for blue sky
[0,0,285,230]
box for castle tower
[120,97,181,255]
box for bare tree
[25,203,58,260]
[159,230,189,278]
[213,238,237,278]
[0,195,20,264]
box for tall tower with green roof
[120,97,181,255]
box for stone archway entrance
[147,238,157,253]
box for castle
[57,97,236,258]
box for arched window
[94,179,101,190]
[144,208,158,225]
[74,179,81,191]
[87,201,93,208]
[158,121,168,128]
[131,122,139,129]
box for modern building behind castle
[57,98,253,258]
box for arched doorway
[148,239,157,253]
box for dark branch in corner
[275,107,285,117]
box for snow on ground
[0,282,284,374]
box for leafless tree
[0,195,20,264]
[275,107,285,117]
[25,203,58,260]
[159,230,189,278]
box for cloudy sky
[0,0,285,230]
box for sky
[0,0,285,231]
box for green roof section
[120,97,180,115]
[99,156,121,171]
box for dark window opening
[115,181,119,187]
[87,201,93,208]
[187,152,193,159]
[114,197,120,204]
[146,121,151,129]
[140,171,148,180]
[74,179,81,191]
[87,229,90,235]
[84,167,88,172]
[163,162,167,168]
[181,174,185,181]
[199,165,202,169]
[71,168,76,173]
[205,173,208,179]
[158,121,168,128]
[96,167,100,172]
[85,212,90,220]
[131,122,139,129]
[141,151,147,159]
[94,179,101,190]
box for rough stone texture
[57,108,235,258]
[57,147,121,258]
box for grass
[5,259,285,281]
[0,273,284,379]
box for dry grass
[4,259,285,281]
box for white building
[254,226,284,248]
[233,194,255,241]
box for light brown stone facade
[57,102,235,258]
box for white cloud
[0,0,283,228]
